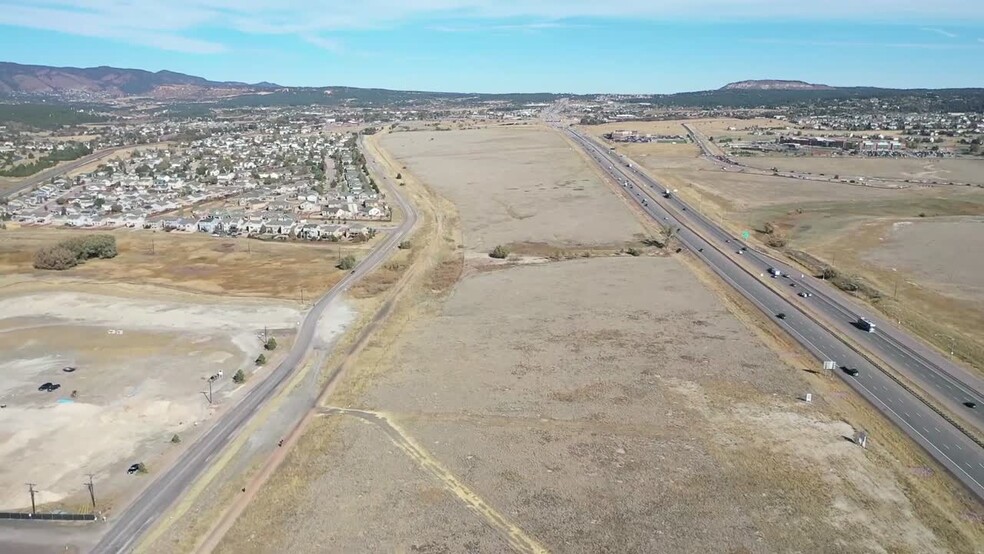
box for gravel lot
[0,291,304,511]
[223,257,960,553]
[380,126,645,253]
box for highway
[561,125,984,501]
[90,139,419,553]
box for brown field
[0,226,377,300]
[380,125,645,253]
[219,257,982,553]
[212,125,982,554]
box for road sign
[741,230,751,240]
[822,360,836,371]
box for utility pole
[27,483,37,514]
[84,474,96,510]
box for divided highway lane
[90,141,419,553]
[595,130,984,431]
[564,127,984,500]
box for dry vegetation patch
[0,226,373,300]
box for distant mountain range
[1,62,983,113]
[721,80,834,91]
[0,62,277,100]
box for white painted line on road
[956,443,963,450]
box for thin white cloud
[302,34,344,53]
[920,27,958,38]
[1,0,983,53]
[746,38,982,50]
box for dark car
[38,382,53,392]
[127,463,143,475]
[964,401,978,409]
[62,366,77,373]
[843,367,860,377]
[776,313,787,320]
[48,383,61,392]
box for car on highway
[776,313,787,320]
[38,382,54,392]
[798,291,813,298]
[965,401,978,409]
[843,367,860,377]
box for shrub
[626,247,642,256]
[820,267,838,280]
[264,337,278,351]
[171,434,181,444]
[35,234,117,270]
[765,233,788,247]
[234,368,247,382]
[398,240,412,250]
[34,246,78,270]
[254,354,266,366]
[489,245,509,259]
[762,221,776,235]
[337,255,356,270]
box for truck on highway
[663,189,672,198]
[768,267,782,278]
[857,317,876,333]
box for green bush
[234,368,247,382]
[489,245,510,259]
[398,240,412,250]
[626,247,642,257]
[337,255,357,270]
[34,246,79,270]
[170,434,181,444]
[254,354,266,366]
[265,337,278,351]
[34,234,117,270]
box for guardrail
[0,512,97,521]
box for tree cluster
[34,234,118,270]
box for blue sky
[1,1,983,93]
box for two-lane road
[90,139,419,553]
[563,125,984,500]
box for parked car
[127,463,142,475]
[62,366,77,373]
[38,382,53,392]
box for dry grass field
[212,126,982,554]
[218,257,982,553]
[0,226,375,300]
[380,125,645,254]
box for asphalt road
[563,125,984,501]
[0,146,129,200]
[89,138,419,553]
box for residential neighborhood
[1,124,389,242]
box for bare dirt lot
[864,217,984,303]
[0,226,373,300]
[380,125,645,253]
[218,257,982,553]
[0,290,303,512]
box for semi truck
[857,317,876,333]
